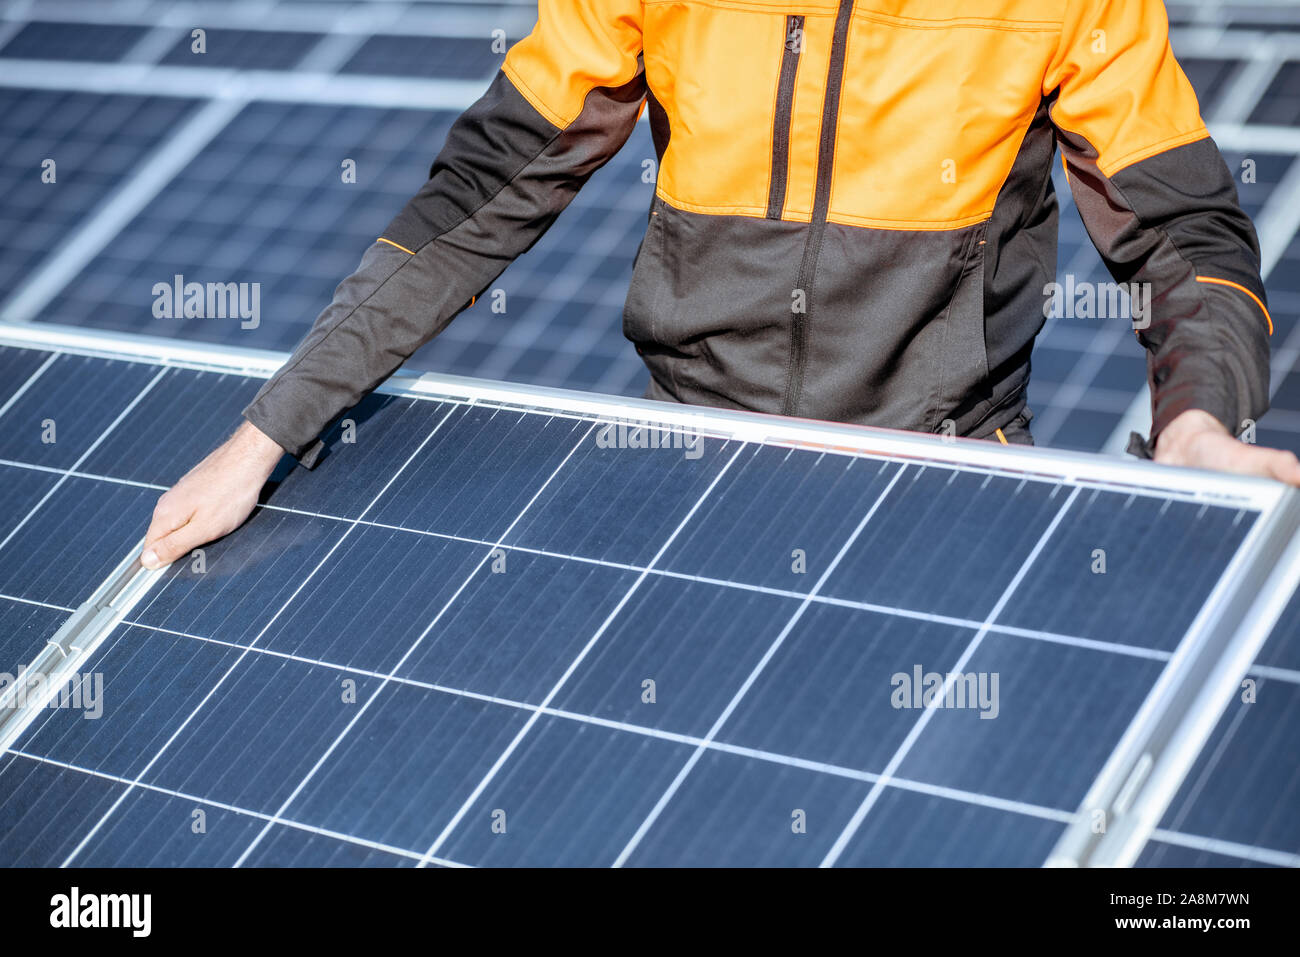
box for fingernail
[141,550,159,569]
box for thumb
[141,524,199,570]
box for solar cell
[338,34,504,80]
[157,28,324,70]
[1249,62,1300,127]
[0,20,147,62]
[0,326,1294,868]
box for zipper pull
[786,16,804,53]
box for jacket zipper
[766,14,804,220]
[783,0,856,416]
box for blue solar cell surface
[0,89,199,298]
[157,29,324,70]
[0,347,1284,867]
[0,20,147,61]
[338,34,504,80]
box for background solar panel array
[0,344,1289,867]
[3,0,1299,436]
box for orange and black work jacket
[244,0,1273,467]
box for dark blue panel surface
[367,404,592,539]
[130,507,351,635]
[1178,57,1239,113]
[0,754,126,867]
[0,353,159,468]
[1138,840,1270,868]
[79,366,264,484]
[394,550,639,702]
[896,634,1165,808]
[265,394,459,520]
[37,100,459,344]
[0,346,51,407]
[240,823,419,867]
[0,462,58,549]
[1158,674,1300,856]
[0,596,69,675]
[1256,590,1300,671]
[819,469,1064,620]
[15,626,244,777]
[833,788,1065,866]
[283,683,528,853]
[0,90,197,297]
[0,350,1278,868]
[0,21,147,61]
[440,716,694,867]
[73,789,272,867]
[143,653,383,815]
[658,445,900,589]
[36,105,653,397]
[1000,490,1254,651]
[502,430,737,565]
[338,34,503,79]
[0,475,155,605]
[625,750,871,867]
[1250,63,1300,126]
[158,28,322,69]
[554,577,802,736]
[717,605,975,772]
[254,523,486,674]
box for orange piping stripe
[377,237,415,256]
[995,428,1009,445]
[1195,276,1273,335]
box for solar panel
[1,323,1296,868]
[0,89,200,298]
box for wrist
[232,419,286,470]
[1153,409,1231,462]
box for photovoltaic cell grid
[157,28,325,71]
[0,88,200,297]
[338,34,504,80]
[0,20,148,61]
[0,343,1292,867]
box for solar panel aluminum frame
[2,320,1298,869]
[0,541,164,753]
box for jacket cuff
[242,404,324,470]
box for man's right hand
[140,420,285,570]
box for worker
[140,0,1299,569]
